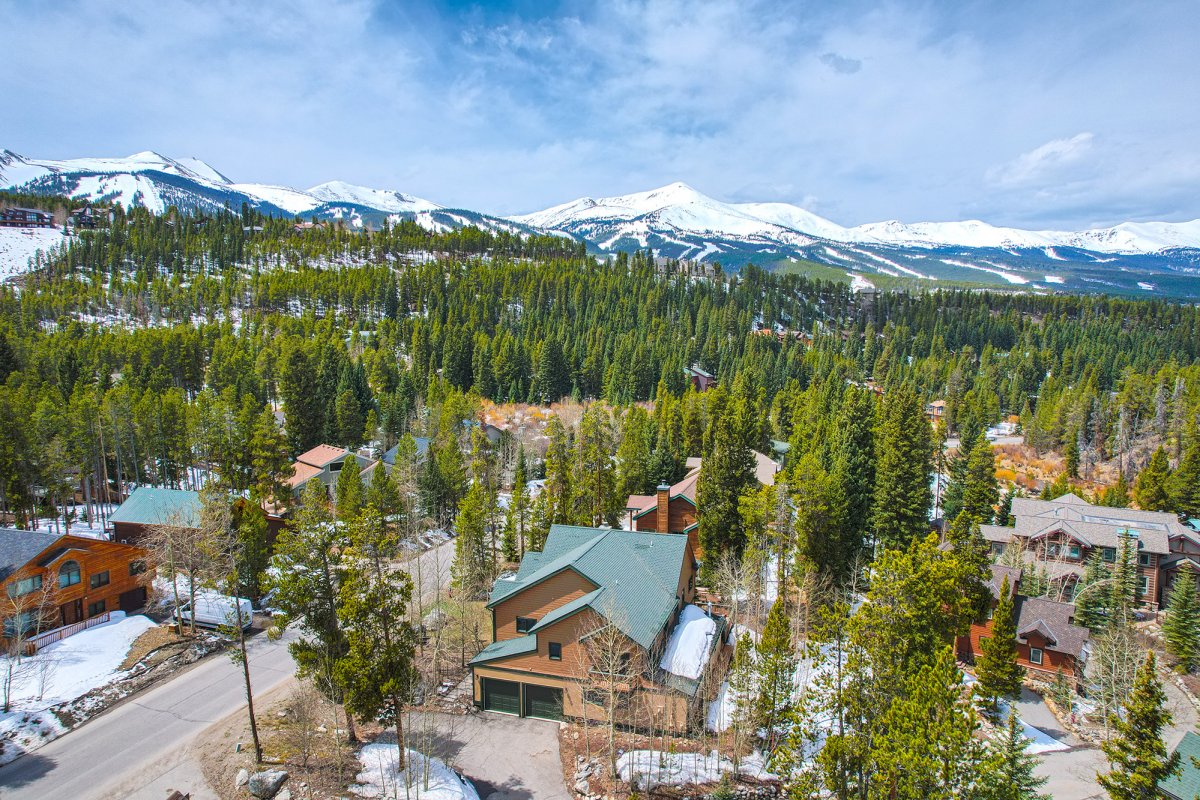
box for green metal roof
[1161,731,1200,799]
[487,525,689,650]
[109,487,202,529]
[469,635,538,665]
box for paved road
[0,628,298,800]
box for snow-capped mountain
[0,149,530,235]
[513,182,1200,257]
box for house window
[1067,545,1082,561]
[1029,647,1044,666]
[90,570,110,589]
[328,460,343,472]
[58,560,81,589]
[129,560,147,577]
[3,610,39,638]
[1138,575,1150,597]
[87,599,106,617]
[1138,553,1151,567]
[991,542,1006,556]
[584,689,606,706]
[516,616,536,633]
[1102,547,1116,563]
[6,575,42,598]
[548,642,562,660]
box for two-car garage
[481,677,563,721]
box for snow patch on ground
[1138,281,1156,291]
[352,744,480,799]
[660,605,717,680]
[941,258,1029,285]
[0,227,67,280]
[617,748,777,789]
[848,273,875,292]
[0,613,155,765]
[1044,275,1065,284]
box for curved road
[0,627,298,799]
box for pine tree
[334,459,363,520]
[249,406,293,505]
[1109,534,1140,625]
[452,481,493,596]
[334,508,417,770]
[1064,430,1080,479]
[1097,651,1180,800]
[1075,551,1110,632]
[960,438,999,523]
[871,385,933,551]
[1162,575,1200,671]
[976,711,1051,800]
[1133,447,1172,512]
[995,486,1018,527]
[976,576,1024,715]
[1169,433,1200,520]
[697,396,756,570]
[755,596,796,752]
[615,405,654,498]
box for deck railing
[24,611,112,655]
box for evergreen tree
[976,576,1024,715]
[756,596,796,753]
[279,343,323,454]
[995,486,1018,527]
[1075,551,1110,632]
[1064,430,1080,478]
[1169,433,1200,521]
[1133,447,1172,512]
[976,711,1051,800]
[697,395,757,571]
[249,406,293,506]
[615,405,654,499]
[1162,575,1200,671]
[871,385,933,551]
[365,461,400,519]
[961,438,1000,524]
[333,459,363,519]
[334,508,417,770]
[1097,651,1180,800]
[1109,534,1140,625]
[452,481,493,596]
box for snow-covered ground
[0,227,66,280]
[617,748,776,789]
[0,612,156,765]
[352,744,480,799]
[659,605,718,680]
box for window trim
[58,560,81,589]
[87,599,106,618]
[7,574,43,598]
[515,616,536,634]
[548,642,563,661]
[1028,647,1044,666]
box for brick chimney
[656,483,671,533]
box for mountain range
[3,148,1199,298]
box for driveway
[412,711,570,800]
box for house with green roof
[469,524,727,730]
[109,487,203,545]
[1160,730,1200,799]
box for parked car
[177,593,253,630]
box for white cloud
[986,133,1096,187]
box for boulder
[276,790,292,800]
[235,768,249,787]
[247,769,289,798]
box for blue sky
[3,0,1198,228]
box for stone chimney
[656,483,671,533]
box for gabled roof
[0,528,62,581]
[296,444,351,468]
[381,437,431,465]
[987,564,1022,599]
[288,461,323,489]
[1160,731,1200,799]
[109,487,201,529]
[1002,494,1177,555]
[488,525,689,650]
[1013,596,1089,659]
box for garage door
[119,586,148,613]
[523,683,563,721]
[482,678,520,715]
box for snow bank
[659,605,717,680]
[0,613,156,765]
[352,744,479,799]
[617,748,777,789]
[0,227,66,280]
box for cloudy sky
[3,0,1197,228]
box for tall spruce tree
[1162,575,1200,671]
[871,385,933,551]
[697,396,756,571]
[1133,447,1172,512]
[1169,433,1200,520]
[1097,651,1180,800]
[977,711,1051,800]
[961,438,1000,524]
[756,596,796,753]
[976,576,1024,715]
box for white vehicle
[177,594,253,630]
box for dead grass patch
[120,624,186,670]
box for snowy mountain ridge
[513,182,1200,256]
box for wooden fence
[25,611,112,655]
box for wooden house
[0,528,150,641]
[287,444,374,499]
[470,525,726,732]
[0,207,55,228]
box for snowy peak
[306,180,441,214]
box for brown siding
[1,536,151,637]
[489,609,604,678]
[492,569,597,641]
[632,499,695,536]
[958,619,1079,679]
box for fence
[24,611,112,655]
